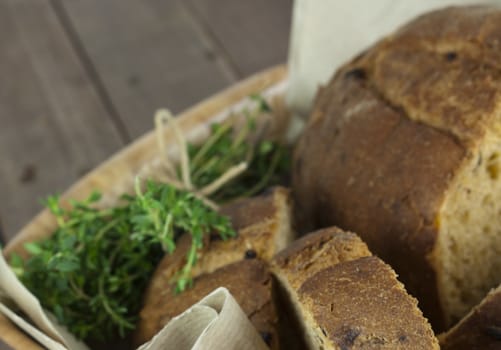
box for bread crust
[299,256,438,349]
[439,285,501,350]
[273,226,371,289]
[272,228,438,349]
[271,228,373,350]
[293,5,501,330]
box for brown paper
[138,288,268,350]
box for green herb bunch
[188,97,290,202]
[10,180,235,341]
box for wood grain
[0,0,124,242]
[186,0,292,77]
[57,0,237,139]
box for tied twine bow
[153,109,249,210]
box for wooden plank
[186,0,292,77]
[58,0,237,139]
[0,0,124,242]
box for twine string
[152,109,249,210]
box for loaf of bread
[292,5,501,330]
[135,187,294,346]
[439,284,501,350]
[271,227,439,349]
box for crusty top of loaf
[298,256,439,349]
[356,5,501,146]
[439,284,501,350]
[272,227,371,289]
[136,259,277,347]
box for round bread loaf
[292,5,501,331]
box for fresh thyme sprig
[11,181,235,341]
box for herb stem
[98,276,134,330]
[191,121,233,170]
[68,276,90,301]
[191,156,219,182]
[161,213,175,253]
[241,146,283,198]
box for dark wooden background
[0,0,292,243]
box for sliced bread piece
[271,227,371,349]
[297,257,439,349]
[272,226,371,290]
[439,284,501,350]
[272,227,439,349]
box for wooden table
[0,0,291,243]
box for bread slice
[292,5,501,330]
[439,284,501,350]
[135,187,294,345]
[135,259,278,348]
[143,186,293,286]
[272,226,371,290]
[272,227,439,349]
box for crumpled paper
[138,288,268,350]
